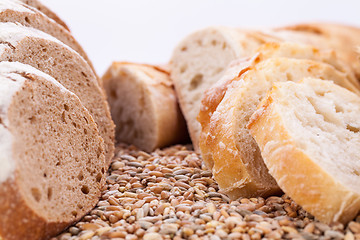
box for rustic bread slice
[0,0,96,77]
[170,26,280,150]
[203,58,359,200]
[0,61,106,240]
[277,23,360,81]
[248,78,360,224]
[199,41,359,170]
[0,22,114,165]
[19,0,69,30]
[102,62,188,152]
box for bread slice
[170,26,280,150]
[0,22,114,165]
[202,57,359,200]
[248,78,360,224]
[19,0,69,31]
[0,61,105,240]
[0,0,96,76]
[199,41,359,171]
[277,23,360,80]
[102,62,188,152]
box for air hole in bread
[31,187,41,202]
[81,72,87,78]
[181,46,187,52]
[286,73,293,81]
[214,67,224,75]
[47,187,53,200]
[55,160,61,166]
[110,89,117,98]
[346,125,360,133]
[61,111,66,123]
[43,172,47,178]
[0,117,3,125]
[83,128,87,134]
[211,40,218,46]
[196,40,202,46]
[96,173,102,183]
[180,65,187,74]
[83,117,89,124]
[335,104,344,113]
[81,185,89,194]
[222,42,227,49]
[71,211,78,218]
[189,74,203,90]
[77,204,84,209]
[101,167,105,174]
[352,169,360,176]
[28,116,36,124]
[64,104,69,111]
[24,16,30,23]
[72,122,77,128]
[77,172,84,181]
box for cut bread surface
[248,78,360,224]
[102,62,187,152]
[0,22,114,166]
[0,61,105,240]
[170,26,279,150]
[201,57,359,200]
[198,41,359,171]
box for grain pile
[53,144,360,240]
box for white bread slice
[248,78,360,224]
[19,0,69,30]
[170,26,280,150]
[202,57,359,200]
[0,61,105,240]
[0,22,114,165]
[276,23,360,81]
[102,62,188,152]
[198,42,359,171]
[0,0,96,76]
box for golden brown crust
[248,85,360,224]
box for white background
[42,0,360,76]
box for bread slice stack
[248,78,360,224]
[102,62,187,152]
[0,1,114,239]
[0,61,106,240]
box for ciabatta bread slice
[248,78,360,224]
[19,0,69,30]
[202,58,359,200]
[0,61,105,240]
[0,0,96,76]
[198,42,359,170]
[278,23,360,80]
[102,62,187,152]
[0,22,114,165]
[170,26,280,150]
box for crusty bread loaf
[0,22,114,165]
[0,61,106,240]
[102,62,187,152]
[277,23,360,80]
[248,78,360,224]
[170,27,280,151]
[0,0,96,77]
[201,57,359,200]
[19,0,69,30]
[198,42,359,171]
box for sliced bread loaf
[0,61,105,240]
[19,0,69,30]
[199,41,359,171]
[248,78,360,224]
[102,62,187,152]
[0,22,114,165]
[170,27,280,150]
[0,0,96,76]
[202,57,359,199]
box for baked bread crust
[102,62,187,152]
[200,57,359,200]
[248,78,360,224]
[0,61,106,240]
[0,22,114,165]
